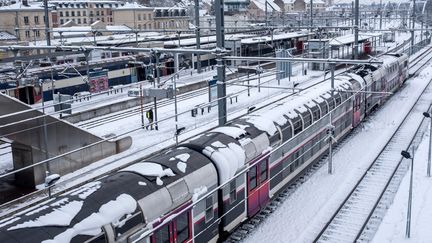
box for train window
[321,102,328,115]
[249,166,257,190]
[335,94,341,106]
[154,224,170,243]
[312,108,320,122]
[328,98,335,110]
[302,112,312,128]
[229,180,237,203]
[293,118,302,135]
[176,212,190,243]
[260,161,267,183]
[281,122,292,141]
[205,196,214,222]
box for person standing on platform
[146,109,154,130]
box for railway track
[0,43,429,220]
[313,76,432,243]
[76,69,277,129]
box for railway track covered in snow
[313,65,432,243]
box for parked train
[0,53,178,103]
[0,53,408,243]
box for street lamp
[401,148,415,238]
[423,111,432,177]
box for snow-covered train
[0,53,408,243]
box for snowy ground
[372,127,432,243]
[242,51,432,243]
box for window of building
[59,11,63,17]
[143,14,146,20]
[25,30,30,37]
[24,16,29,25]
[90,11,93,16]
[138,14,141,21]
[96,10,99,16]
[77,18,81,24]
[71,11,75,16]
[60,19,64,25]
[101,18,105,22]
[77,11,80,16]
[65,11,69,17]
[101,10,104,16]
[83,11,86,16]
[36,30,40,37]
[34,16,39,24]
[83,18,87,24]
[205,196,213,222]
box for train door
[247,159,270,217]
[352,94,362,127]
[153,211,192,243]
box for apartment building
[113,2,189,30]
[0,0,53,42]
[50,0,124,26]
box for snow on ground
[242,51,432,243]
[372,127,432,243]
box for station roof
[241,31,311,45]
[329,33,382,47]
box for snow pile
[192,186,208,202]
[212,126,247,139]
[42,194,137,243]
[177,162,187,173]
[121,162,175,185]
[138,181,147,186]
[174,153,190,162]
[202,141,245,184]
[9,201,84,230]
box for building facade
[50,0,124,26]
[284,0,325,12]
[0,1,53,43]
[113,3,188,30]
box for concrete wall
[64,80,208,123]
[0,94,132,187]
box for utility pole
[379,0,383,30]
[310,0,313,27]
[43,0,51,48]
[215,0,227,126]
[354,0,359,59]
[411,0,416,55]
[154,52,160,130]
[328,62,336,174]
[265,0,268,27]
[173,76,179,145]
[194,0,201,73]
